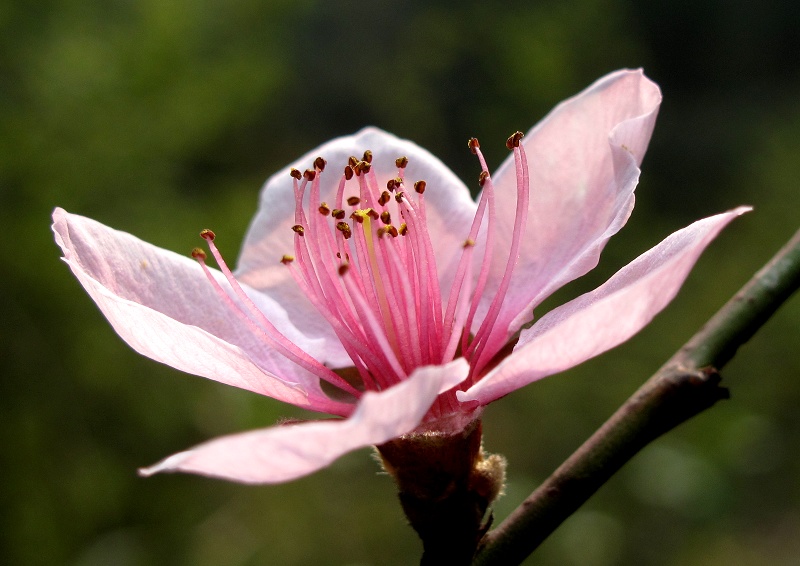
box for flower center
[193,133,529,404]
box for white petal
[53,208,353,416]
[140,358,470,483]
[460,207,750,405]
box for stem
[473,228,800,566]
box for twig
[473,227,800,566]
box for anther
[318,202,331,216]
[348,156,359,168]
[351,212,364,224]
[200,228,216,241]
[387,225,399,238]
[344,165,354,180]
[379,191,391,206]
[290,168,302,180]
[356,161,371,174]
[332,208,345,219]
[347,196,361,206]
[380,210,391,225]
[368,209,380,220]
[468,137,480,154]
[377,227,387,238]
[303,169,316,181]
[281,254,295,264]
[506,131,524,149]
[314,156,327,172]
[386,179,397,192]
[394,192,405,203]
[338,264,350,276]
[398,223,408,236]
[336,222,352,239]
[463,238,475,248]
[362,150,373,164]
[291,224,305,236]
[414,180,426,194]
[479,170,490,187]
[395,156,408,169]
[191,248,207,260]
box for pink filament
[193,134,530,405]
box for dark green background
[2,1,799,564]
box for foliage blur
[2,1,799,564]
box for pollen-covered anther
[291,224,305,236]
[303,169,316,181]
[336,221,352,239]
[313,156,327,172]
[387,225,399,238]
[344,165,354,180]
[355,160,371,175]
[191,247,207,260]
[398,223,408,236]
[368,209,379,220]
[479,170,490,187]
[318,202,331,216]
[362,150,373,164]
[395,192,405,203]
[280,254,295,264]
[386,179,396,192]
[332,208,345,220]
[290,168,302,180]
[347,196,361,207]
[414,180,426,194]
[380,210,391,225]
[463,238,475,248]
[379,191,391,206]
[351,211,364,224]
[200,228,216,241]
[506,131,524,149]
[468,137,480,154]
[395,156,408,169]
[348,156,359,168]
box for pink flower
[52,69,748,485]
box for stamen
[469,133,530,375]
[193,237,361,398]
[336,222,352,239]
[339,266,406,384]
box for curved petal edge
[459,206,751,405]
[139,358,469,484]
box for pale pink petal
[474,69,662,335]
[52,208,353,416]
[235,127,477,358]
[139,358,470,483]
[459,207,750,406]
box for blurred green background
[2,0,799,564]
